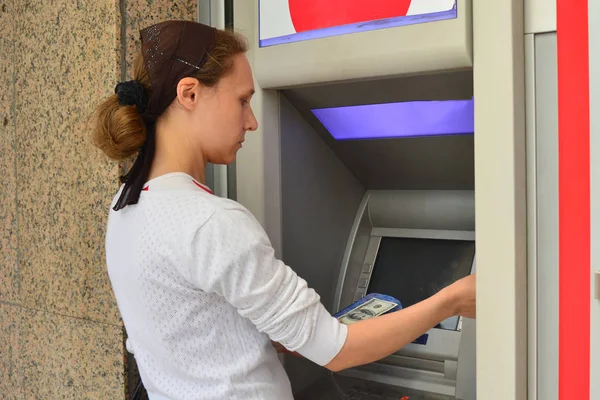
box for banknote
[337,297,398,325]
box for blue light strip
[311,99,474,141]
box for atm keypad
[294,374,450,400]
[338,386,415,399]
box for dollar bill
[337,298,397,325]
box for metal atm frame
[332,190,477,397]
[232,1,530,399]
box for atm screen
[367,237,475,331]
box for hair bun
[114,80,148,113]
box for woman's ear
[176,77,201,111]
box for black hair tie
[112,121,156,211]
[114,80,148,114]
[112,80,153,211]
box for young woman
[93,20,476,400]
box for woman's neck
[147,158,206,184]
[147,120,207,184]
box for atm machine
[230,1,527,399]
[275,79,477,400]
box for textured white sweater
[105,173,348,400]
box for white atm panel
[249,0,472,88]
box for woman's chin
[208,149,240,165]
[213,155,236,165]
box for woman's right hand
[324,273,477,372]
[441,274,476,319]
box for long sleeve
[190,204,347,366]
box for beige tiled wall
[0,1,198,399]
[15,0,123,327]
[19,308,124,398]
[0,305,23,398]
[0,0,19,306]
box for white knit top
[105,172,348,400]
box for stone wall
[0,1,197,398]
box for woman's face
[189,53,258,165]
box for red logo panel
[288,0,412,33]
